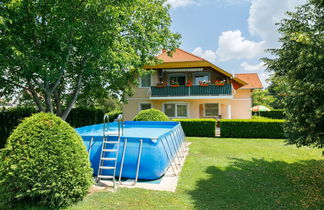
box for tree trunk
[54,90,62,116]
[27,81,45,112]
[45,91,54,113]
[61,73,83,120]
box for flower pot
[171,85,180,88]
[215,83,225,86]
[186,85,192,87]
[200,84,209,87]
[157,85,166,88]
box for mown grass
[5,138,324,209]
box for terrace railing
[150,84,232,97]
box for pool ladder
[96,114,123,188]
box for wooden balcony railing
[150,84,232,97]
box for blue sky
[167,0,307,87]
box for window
[193,73,209,85]
[204,103,219,117]
[139,103,152,111]
[163,103,188,118]
[140,74,151,87]
[177,105,187,117]
[168,74,186,85]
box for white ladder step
[98,175,115,179]
[102,149,118,152]
[100,166,115,170]
[104,141,119,144]
[101,157,117,161]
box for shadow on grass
[189,158,323,209]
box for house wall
[123,96,252,120]
[124,72,253,121]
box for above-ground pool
[76,121,185,180]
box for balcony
[150,84,232,98]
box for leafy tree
[267,74,288,109]
[263,0,324,148]
[75,89,122,113]
[252,89,276,108]
[0,0,180,120]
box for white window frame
[193,72,211,85]
[203,103,220,117]
[167,73,187,85]
[138,102,153,112]
[162,102,189,118]
[139,74,152,88]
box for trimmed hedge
[253,109,285,119]
[0,107,105,149]
[0,107,37,149]
[220,119,285,138]
[173,119,216,137]
[0,113,93,207]
[133,109,169,121]
[66,107,104,127]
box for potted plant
[214,80,226,86]
[170,80,180,87]
[186,80,193,87]
[199,80,210,86]
[156,81,167,88]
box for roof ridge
[235,73,259,74]
[176,48,206,61]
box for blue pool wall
[76,121,185,180]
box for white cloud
[192,47,217,62]
[216,30,266,62]
[248,0,307,47]
[166,0,196,8]
[259,72,270,88]
[240,61,265,72]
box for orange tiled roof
[157,48,206,62]
[147,48,247,87]
[235,73,263,89]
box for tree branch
[61,72,83,120]
[1,78,30,91]
[61,57,88,120]
[27,80,45,112]
[50,44,72,93]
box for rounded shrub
[133,108,169,121]
[0,113,93,208]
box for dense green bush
[252,115,271,120]
[0,107,105,149]
[133,109,169,121]
[0,113,93,208]
[106,110,123,122]
[253,109,285,119]
[66,107,104,127]
[220,119,285,138]
[173,119,216,137]
[0,107,37,149]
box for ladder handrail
[103,114,110,137]
[134,139,143,185]
[118,138,128,184]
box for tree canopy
[252,89,276,108]
[263,0,324,148]
[0,0,180,119]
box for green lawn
[12,138,324,209]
